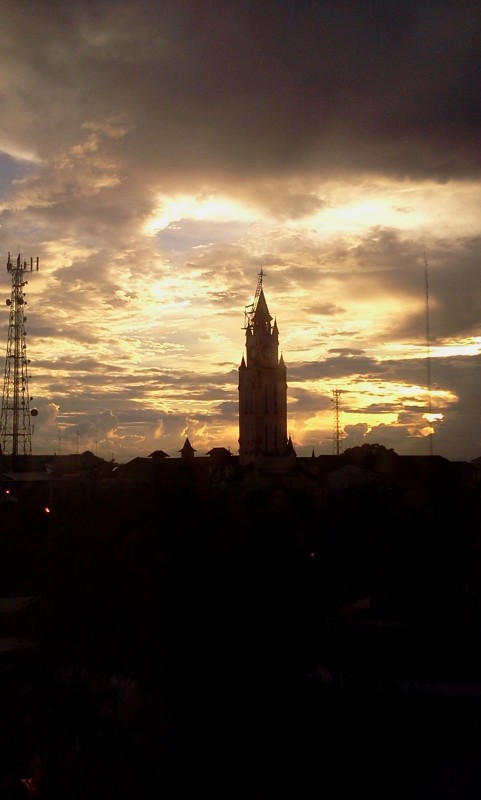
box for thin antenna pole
[424,253,433,456]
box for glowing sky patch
[144,193,257,236]
[0,1,480,462]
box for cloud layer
[1,1,481,462]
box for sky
[1,0,481,464]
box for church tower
[238,271,288,465]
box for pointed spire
[286,435,296,456]
[180,437,196,460]
[253,288,272,327]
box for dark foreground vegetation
[1,447,481,797]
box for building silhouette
[1,266,480,493]
[238,271,289,465]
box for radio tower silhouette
[332,388,342,455]
[0,252,39,468]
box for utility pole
[0,252,39,468]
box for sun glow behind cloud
[0,1,481,462]
[144,178,470,244]
[144,193,258,236]
[4,172,480,461]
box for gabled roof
[148,450,170,459]
[206,447,231,457]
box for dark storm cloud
[288,387,333,413]
[399,238,481,341]
[328,347,366,356]
[303,228,481,345]
[306,302,346,317]
[289,354,388,382]
[1,1,480,463]
[215,399,239,417]
[362,402,406,414]
[2,1,481,186]
[33,356,121,374]
[327,229,481,345]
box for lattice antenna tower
[243,268,265,330]
[0,252,39,465]
[332,388,342,455]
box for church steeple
[252,287,272,331]
[238,272,288,464]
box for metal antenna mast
[332,388,342,455]
[243,268,265,329]
[0,252,39,466]
[254,268,264,304]
[424,253,433,456]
